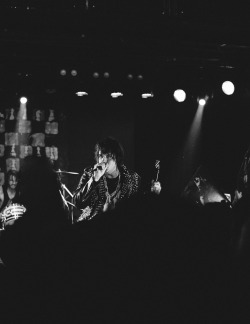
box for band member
[0,170,20,213]
[73,137,161,222]
[0,156,71,268]
[233,148,250,207]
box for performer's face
[9,175,18,190]
[105,158,117,175]
[98,151,117,174]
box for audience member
[0,156,72,321]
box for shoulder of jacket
[120,165,140,180]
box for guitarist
[0,170,20,228]
[150,160,162,195]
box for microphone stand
[61,183,75,224]
[56,169,78,225]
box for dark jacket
[73,164,141,221]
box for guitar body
[151,160,161,194]
[0,203,26,228]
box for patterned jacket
[73,164,141,221]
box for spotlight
[93,72,99,78]
[137,75,143,80]
[127,74,133,80]
[71,70,77,76]
[104,72,110,78]
[20,97,27,104]
[141,92,154,99]
[222,81,235,95]
[60,69,67,76]
[198,98,206,106]
[111,92,123,98]
[173,89,186,102]
[76,91,88,97]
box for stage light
[71,70,77,76]
[127,74,133,80]
[222,80,235,95]
[104,72,110,78]
[76,91,88,97]
[111,92,123,98]
[137,75,143,80]
[173,89,186,102]
[142,92,154,99]
[60,69,67,76]
[198,98,206,106]
[93,72,99,78]
[20,97,27,104]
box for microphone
[93,165,103,172]
[92,163,107,172]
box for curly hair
[94,137,124,167]
[6,169,19,184]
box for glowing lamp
[111,92,123,98]
[222,81,235,95]
[199,98,206,106]
[173,89,186,102]
[20,97,27,104]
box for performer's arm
[73,163,107,208]
[73,170,97,208]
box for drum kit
[0,168,79,230]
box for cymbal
[56,170,79,175]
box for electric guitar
[151,160,161,194]
[155,160,160,182]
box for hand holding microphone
[92,162,107,182]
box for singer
[73,137,141,221]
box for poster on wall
[0,106,67,186]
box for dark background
[1,0,250,198]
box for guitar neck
[155,160,160,182]
[155,169,160,182]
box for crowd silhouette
[0,156,250,323]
